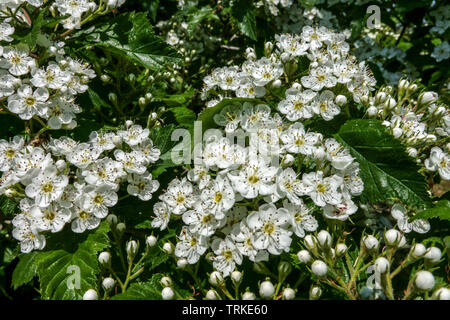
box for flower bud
[108,92,117,105]
[177,258,188,269]
[162,242,173,254]
[410,243,427,259]
[304,235,317,250]
[418,91,438,105]
[297,250,311,264]
[336,243,347,256]
[415,270,435,291]
[374,257,390,274]
[98,251,111,265]
[310,286,322,300]
[161,287,175,300]
[100,74,110,83]
[317,230,332,249]
[138,97,147,108]
[367,106,378,117]
[311,260,327,277]
[126,240,138,260]
[102,277,115,291]
[407,147,418,158]
[209,271,224,286]
[205,289,220,300]
[231,271,242,284]
[362,235,379,253]
[282,288,295,300]
[259,280,275,299]
[384,229,407,248]
[291,82,302,90]
[106,214,118,227]
[392,127,403,138]
[116,222,126,235]
[271,79,282,88]
[146,235,157,247]
[145,92,153,101]
[375,92,387,103]
[424,247,441,264]
[335,95,347,106]
[399,79,409,91]
[242,291,256,300]
[432,287,450,300]
[278,261,292,279]
[282,154,295,166]
[280,52,290,63]
[160,276,172,287]
[264,41,273,53]
[83,289,98,300]
[55,159,66,171]
[409,84,418,92]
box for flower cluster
[362,79,449,182]
[2,122,160,253]
[153,97,363,276]
[202,26,376,116]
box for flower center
[316,183,326,193]
[6,149,15,158]
[214,192,223,203]
[93,195,104,205]
[25,97,36,107]
[42,183,54,193]
[223,249,233,261]
[263,221,275,235]
[248,175,259,184]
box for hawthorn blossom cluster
[152,99,364,277]
[254,0,293,16]
[362,79,450,181]
[1,122,161,253]
[0,30,95,129]
[202,26,376,116]
[0,1,127,30]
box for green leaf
[0,195,18,216]
[335,119,430,208]
[111,273,164,300]
[231,0,258,41]
[34,222,110,300]
[11,252,38,290]
[169,107,196,130]
[78,12,181,70]
[412,200,450,221]
[23,8,47,49]
[149,124,177,155]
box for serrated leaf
[111,273,164,300]
[11,252,38,290]
[0,195,18,216]
[77,12,181,70]
[34,222,110,300]
[412,200,450,221]
[169,107,196,130]
[149,124,177,155]
[23,8,47,49]
[335,119,430,208]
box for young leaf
[11,252,38,290]
[412,200,450,221]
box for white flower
[250,57,283,87]
[30,203,71,233]
[187,165,211,190]
[431,41,450,62]
[227,157,278,199]
[127,172,159,201]
[117,124,150,146]
[247,203,292,255]
[80,185,118,219]
[25,165,68,208]
[160,178,196,215]
[182,202,225,237]
[0,22,14,42]
[230,221,269,262]
[274,168,302,204]
[89,131,117,153]
[301,26,330,50]
[0,72,20,98]
[200,177,235,218]
[311,90,340,121]
[284,199,318,237]
[30,63,70,89]
[7,85,49,120]
[391,203,430,234]
[281,122,321,155]
[0,136,24,172]
[323,199,358,221]
[12,215,46,253]
[301,66,337,91]
[298,171,343,207]
[114,150,146,174]
[152,201,171,230]
[324,138,354,170]
[211,237,243,277]
[82,158,125,189]
[66,143,100,169]
[174,227,208,264]
[278,87,317,121]
[425,147,450,180]
[132,139,160,164]
[0,46,35,76]
[55,0,91,19]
